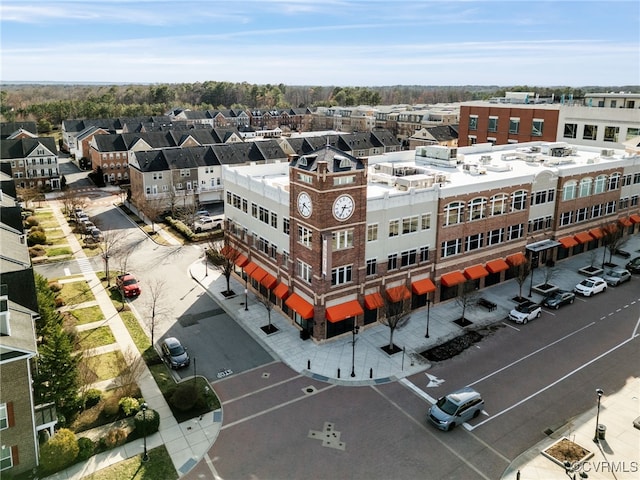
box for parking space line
[398,378,436,404]
[502,322,520,331]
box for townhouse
[220,141,640,342]
[0,137,60,190]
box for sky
[1,0,639,87]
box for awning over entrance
[440,271,466,288]
[588,228,604,240]
[273,283,290,300]
[326,300,364,323]
[249,266,267,282]
[558,236,579,248]
[485,258,509,274]
[234,254,249,267]
[364,292,384,310]
[244,262,258,275]
[464,265,489,280]
[411,278,436,295]
[285,293,314,319]
[619,217,633,227]
[506,252,526,266]
[574,232,593,244]
[386,285,411,303]
[630,214,640,224]
[260,273,277,289]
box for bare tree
[255,289,277,334]
[380,291,411,353]
[59,189,86,216]
[207,233,241,295]
[602,224,627,266]
[113,347,146,397]
[512,260,531,300]
[454,282,480,322]
[143,279,171,348]
[92,226,126,287]
[138,196,164,234]
[540,264,558,288]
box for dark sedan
[542,290,576,310]
[625,257,640,274]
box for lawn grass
[82,445,177,480]
[70,305,105,325]
[77,326,116,351]
[46,246,73,257]
[46,233,68,245]
[86,350,126,382]
[59,280,96,305]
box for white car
[508,300,542,324]
[574,276,607,296]
[193,216,223,232]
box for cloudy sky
[1,0,638,86]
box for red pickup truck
[116,273,141,297]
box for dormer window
[299,156,308,166]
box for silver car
[428,387,484,431]
[601,268,631,286]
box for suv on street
[574,276,607,296]
[161,337,190,369]
[509,300,542,324]
[601,268,631,286]
[625,257,640,274]
[542,290,575,310]
[428,387,484,431]
[116,273,141,297]
[193,216,223,232]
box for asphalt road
[184,279,639,480]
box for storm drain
[262,372,270,379]
[303,386,317,395]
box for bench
[477,298,497,311]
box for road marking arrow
[426,373,445,388]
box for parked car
[428,387,484,431]
[193,216,223,232]
[542,290,576,310]
[508,300,542,324]
[161,337,190,369]
[601,268,631,286]
[195,210,210,218]
[574,276,607,296]
[88,227,103,241]
[625,257,640,274]
[116,273,141,297]
[79,220,96,233]
[614,249,631,259]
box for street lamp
[528,253,538,298]
[244,277,249,311]
[425,296,431,338]
[141,402,149,462]
[103,253,110,287]
[593,388,604,443]
[204,248,208,277]
[350,322,360,377]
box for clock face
[333,194,355,220]
[297,192,312,218]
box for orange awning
[411,278,436,295]
[285,293,314,319]
[464,264,489,280]
[618,217,633,227]
[273,283,290,300]
[234,254,249,267]
[386,285,411,303]
[221,245,235,257]
[630,214,640,224]
[244,262,258,275]
[603,223,618,234]
[364,292,384,310]
[588,228,604,240]
[249,266,267,282]
[440,271,466,288]
[260,273,277,289]
[326,300,364,323]
[485,258,509,274]
[506,252,526,266]
[558,236,578,248]
[574,232,593,244]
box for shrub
[25,215,39,227]
[83,389,102,409]
[119,396,140,416]
[30,225,45,233]
[29,245,46,258]
[170,383,202,412]
[27,230,47,246]
[54,297,65,308]
[103,395,121,417]
[76,437,95,461]
[102,427,128,449]
[48,282,62,292]
[39,428,79,474]
[133,407,160,436]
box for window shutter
[7,402,15,427]
[11,445,19,466]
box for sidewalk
[44,205,221,480]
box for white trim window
[298,225,312,248]
[468,198,487,221]
[332,229,354,250]
[490,194,508,215]
[367,223,378,242]
[331,265,352,286]
[562,181,577,201]
[511,190,528,211]
[0,444,11,471]
[579,178,592,197]
[594,175,607,194]
[297,260,312,283]
[441,238,462,258]
[444,201,464,226]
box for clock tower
[289,146,368,340]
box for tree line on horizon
[1,81,633,133]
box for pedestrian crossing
[77,257,94,276]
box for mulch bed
[380,343,403,355]
[421,331,483,362]
[453,317,473,327]
[260,324,279,335]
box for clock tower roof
[289,145,366,173]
